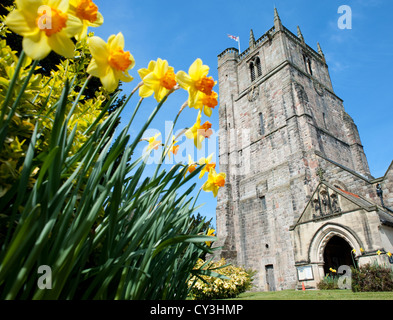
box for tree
[189,213,214,234]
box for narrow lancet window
[307,58,313,75]
[303,54,313,75]
[323,112,327,128]
[259,112,265,135]
[250,62,255,82]
[255,57,262,77]
[260,196,267,211]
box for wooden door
[265,265,276,291]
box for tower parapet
[217,47,239,68]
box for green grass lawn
[230,289,393,300]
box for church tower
[215,9,374,290]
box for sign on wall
[297,266,314,281]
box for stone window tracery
[249,56,262,82]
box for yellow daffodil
[387,252,392,258]
[138,60,156,97]
[185,111,213,149]
[351,249,356,254]
[176,58,216,108]
[202,169,226,198]
[198,153,216,179]
[69,0,103,40]
[5,0,84,60]
[329,267,336,273]
[360,247,365,254]
[87,32,135,92]
[167,136,179,159]
[171,145,179,156]
[193,90,218,117]
[184,155,197,178]
[138,58,177,102]
[146,133,161,151]
[205,228,216,246]
[206,228,215,237]
[377,250,382,256]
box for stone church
[215,9,393,291]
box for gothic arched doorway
[323,236,356,275]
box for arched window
[255,57,262,77]
[249,56,262,83]
[303,54,313,75]
[307,58,313,75]
[249,62,255,82]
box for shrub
[0,27,107,199]
[188,258,255,300]
[317,273,341,290]
[351,263,393,292]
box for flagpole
[227,34,241,53]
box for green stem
[351,252,358,270]
[153,100,187,179]
[128,88,175,155]
[0,51,26,124]
[65,75,92,124]
[0,54,39,151]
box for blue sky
[92,0,393,226]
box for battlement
[238,26,276,60]
[217,47,239,60]
[217,26,276,62]
[281,26,325,64]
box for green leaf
[153,235,217,258]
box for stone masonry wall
[216,18,378,291]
